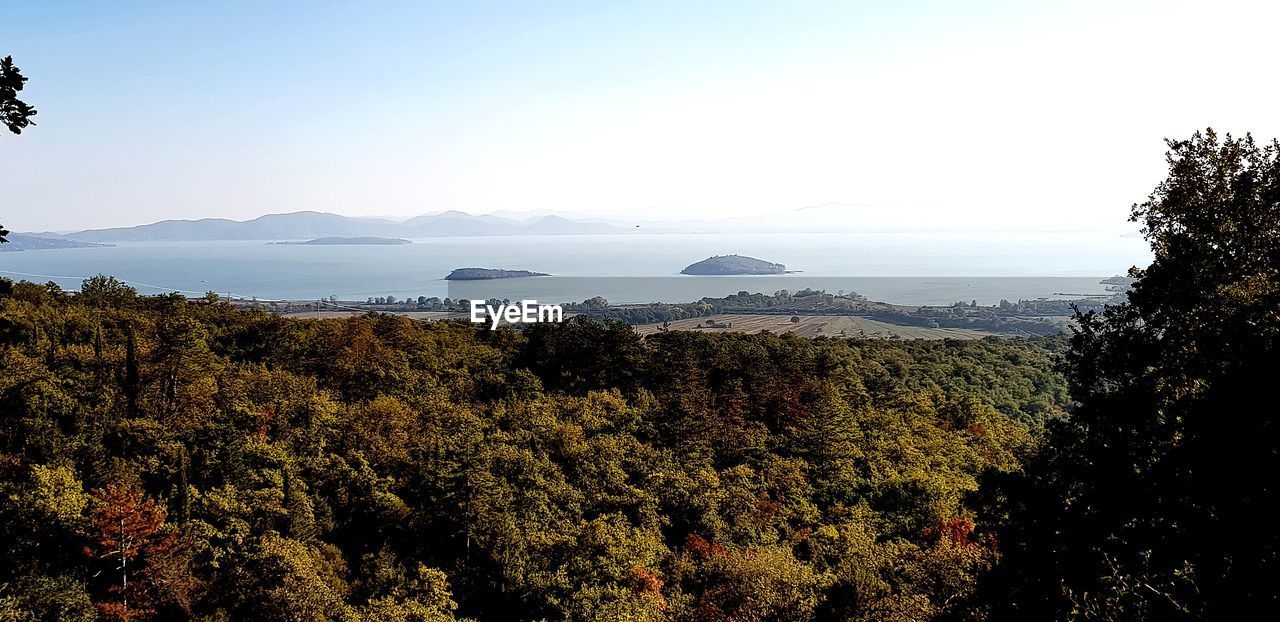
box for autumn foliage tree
[84,484,179,621]
[0,273,1069,620]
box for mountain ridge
[43,210,624,242]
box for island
[681,254,787,275]
[291,236,412,245]
[444,268,550,280]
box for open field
[273,308,1026,340]
[280,310,468,321]
[633,314,1002,339]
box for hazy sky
[3,0,1278,232]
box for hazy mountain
[58,212,399,242]
[54,210,625,242]
[401,211,526,236]
[520,215,620,235]
[35,204,1133,244]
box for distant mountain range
[31,211,623,242]
[17,205,1141,245]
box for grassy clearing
[633,314,1000,339]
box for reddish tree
[84,483,177,621]
[629,566,667,610]
[683,534,727,559]
[927,516,976,548]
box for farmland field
[632,314,1002,339]
[280,310,469,321]
[273,309,1017,339]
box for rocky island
[445,268,550,280]
[681,254,787,275]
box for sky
[3,0,1278,232]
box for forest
[0,272,1066,621]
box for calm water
[0,232,1150,306]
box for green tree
[226,533,351,621]
[1,54,36,242]
[80,275,139,307]
[0,56,36,135]
[993,129,1280,619]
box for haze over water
[0,231,1149,306]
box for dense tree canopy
[0,276,1066,620]
[990,130,1280,620]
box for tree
[226,533,351,621]
[0,55,35,243]
[993,129,1280,619]
[0,56,36,134]
[84,484,178,621]
[80,275,138,307]
[124,321,141,417]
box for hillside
[681,254,787,275]
[444,267,550,280]
[0,278,1065,620]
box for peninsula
[293,236,411,245]
[0,234,113,252]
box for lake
[0,231,1150,306]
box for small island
[681,254,787,275]
[445,268,550,280]
[291,236,412,245]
